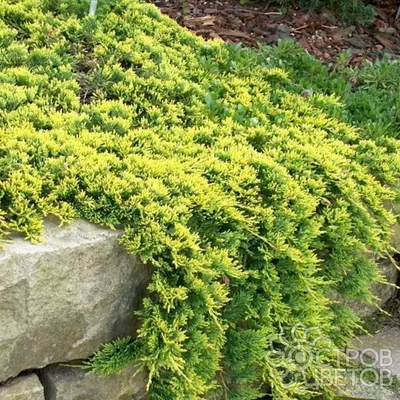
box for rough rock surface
[0,374,44,400]
[337,383,399,399]
[332,258,398,319]
[361,258,397,318]
[41,364,148,400]
[337,326,400,399]
[388,201,400,252]
[392,222,400,253]
[0,219,152,383]
[353,326,400,380]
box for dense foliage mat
[0,0,399,398]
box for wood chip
[216,29,253,40]
[184,15,216,26]
[375,34,394,48]
[293,24,309,31]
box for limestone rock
[390,218,400,254]
[338,326,400,399]
[337,383,399,399]
[385,199,400,252]
[391,222,400,253]
[353,326,400,380]
[0,219,152,383]
[41,364,148,400]
[331,258,398,319]
[0,374,44,400]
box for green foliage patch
[0,1,399,398]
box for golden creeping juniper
[0,1,399,399]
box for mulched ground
[150,0,400,66]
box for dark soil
[150,0,400,66]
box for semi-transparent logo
[268,324,393,390]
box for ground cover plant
[0,0,399,398]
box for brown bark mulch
[150,0,400,66]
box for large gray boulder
[337,383,399,399]
[390,221,400,254]
[337,326,400,399]
[353,326,400,381]
[41,364,148,400]
[328,199,400,319]
[0,374,44,400]
[388,200,400,252]
[331,258,398,319]
[0,219,152,383]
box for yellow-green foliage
[0,1,399,399]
